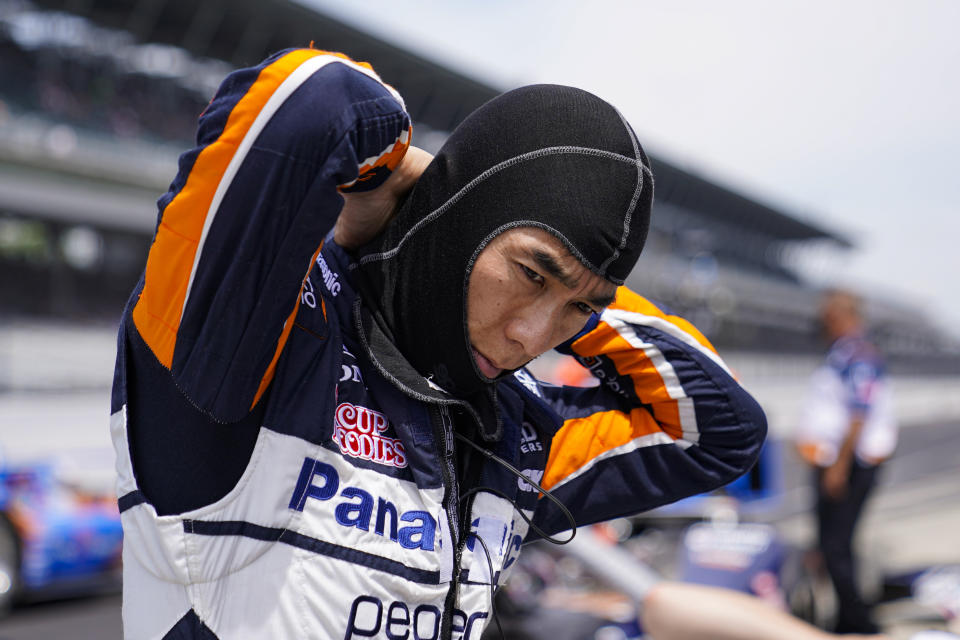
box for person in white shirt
[795,289,898,634]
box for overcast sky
[306,0,960,335]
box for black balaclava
[353,84,653,440]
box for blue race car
[0,457,123,615]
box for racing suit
[110,48,767,639]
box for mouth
[471,346,503,379]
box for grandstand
[1,0,957,375]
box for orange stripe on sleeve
[340,125,412,189]
[250,244,327,409]
[541,408,666,491]
[571,325,674,405]
[320,50,375,73]
[132,49,326,368]
[590,329,684,438]
[571,324,684,440]
[360,125,411,173]
[569,320,684,439]
[564,286,726,439]
[608,287,719,356]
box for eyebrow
[531,250,617,310]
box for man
[796,290,898,634]
[111,48,766,639]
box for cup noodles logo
[333,402,408,468]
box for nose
[504,304,559,360]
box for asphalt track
[1,419,956,640]
[0,594,121,640]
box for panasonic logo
[288,457,435,551]
[316,253,341,296]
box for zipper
[435,404,462,639]
[352,298,493,637]
[437,405,459,543]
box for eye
[520,264,544,285]
[574,301,596,316]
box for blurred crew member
[110,49,766,639]
[796,289,898,634]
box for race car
[0,455,122,616]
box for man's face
[466,227,618,379]
[819,292,861,342]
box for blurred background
[0,0,958,638]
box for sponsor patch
[513,369,542,397]
[316,253,341,296]
[346,594,488,640]
[333,402,407,469]
[519,421,543,454]
[517,468,544,493]
[289,457,435,551]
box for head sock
[353,84,653,440]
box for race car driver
[110,48,767,639]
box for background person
[795,289,898,634]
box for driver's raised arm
[532,286,767,535]
[126,48,411,423]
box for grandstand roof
[26,0,850,246]
[653,157,852,245]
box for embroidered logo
[513,369,542,397]
[346,594,487,640]
[315,253,341,297]
[288,458,434,551]
[517,469,544,493]
[333,402,408,468]
[520,422,543,454]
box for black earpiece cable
[455,432,577,545]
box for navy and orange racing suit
[110,48,767,639]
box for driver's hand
[334,146,434,249]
